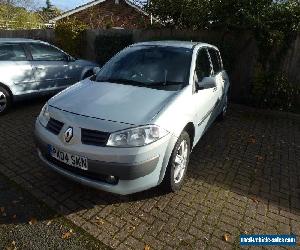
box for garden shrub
[55,18,88,57]
[94,33,133,65]
[252,64,300,112]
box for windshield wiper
[151,81,184,86]
[98,78,145,86]
[97,78,184,88]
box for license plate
[48,145,88,171]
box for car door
[192,47,219,144]
[27,43,75,91]
[208,47,225,105]
[208,48,231,116]
[0,43,37,94]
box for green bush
[252,64,300,112]
[94,33,133,65]
[55,18,87,57]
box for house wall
[58,0,151,29]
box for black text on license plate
[49,145,88,171]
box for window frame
[0,43,30,62]
[194,47,213,81]
[26,42,69,62]
[208,48,223,75]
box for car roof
[132,40,218,50]
[0,38,47,44]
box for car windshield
[96,45,193,89]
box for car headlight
[107,125,169,147]
[38,103,50,127]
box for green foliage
[94,33,133,65]
[252,65,300,112]
[148,0,300,31]
[148,0,300,112]
[55,18,88,57]
[0,3,42,29]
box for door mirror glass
[196,76,216,90]
[93,66,101,75]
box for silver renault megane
[35,41,230,195]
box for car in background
[35,41,230,195]
[0,38,99,115]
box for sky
[50,0,92,11]
[44,0,146,11]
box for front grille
[81,128,110,147]
[46,118,64,135]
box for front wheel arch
[184,122,195,149]
[158,123,195,185]
[161,130,191,192]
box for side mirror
[66,55,75,62]
[93,67,101,75]
[196,77,216,90]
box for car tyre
[217,94,228,121]
[0,86,11,115]
[163,131,191,192]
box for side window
[29,43,66,61]
[195,48,212,82]
[208,49,222,74]
[0,44,27,61]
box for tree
[41,0,61,17]
[0,0,38,10]
[147,0,300,31]
[0,0,42,29]
[43,0,53,11]
[0,2,42,29]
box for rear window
[29,43,66,61]
[0,44,27,61]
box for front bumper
[36,136,159,181]
[34,119,177,195]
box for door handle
[35,66,45,70]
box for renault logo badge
[64,127,73,143]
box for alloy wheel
[223,95,228,116]
[0,91,7,113]
[173,139,189,184]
